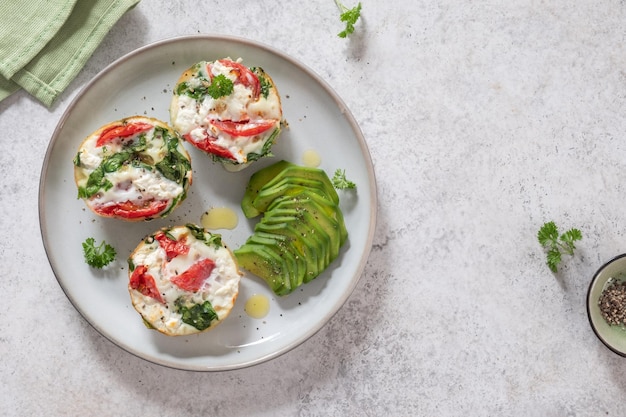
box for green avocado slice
[254,224,323,283]
[233,242,292,296]
[245,233,306,291]
[260,165,339,205]
[241,160,294,218]
[266,195,347,250]
[257,213,332,275]
[252,177,334,214]
[237,160,350,295]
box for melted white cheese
[92,167,183,206]
[173,94,200,134]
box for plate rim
[586,253,626,357]
[38,34,378,371]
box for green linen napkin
[0,0,140,108]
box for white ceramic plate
[39,35,376,371]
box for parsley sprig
[207,74,234,99]
[537,221,582,272]
[335,1,362,38]
[175,73,234,100]
[332,169,356,189]
[82,237,117,268]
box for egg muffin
[73,116,192,221]
[128,224,242,336]
[170,58,282,170]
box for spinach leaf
[77,135,149,199]
[258,74,271,98]
[77,165,113,199]
[155,128,191,185]
[185,224,223,248]
[250,67,272,99]
[175,80,210,100]
[175,297,218,331]
[245,128,280,163]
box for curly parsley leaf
[175,72,233,100]
[207,74,234,99]
[332,169,357,189]
[335,1,362,38]
[537,221,582,272]
[561,228,583,253]
[82,237,116,268]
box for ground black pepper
[598,279,626,326]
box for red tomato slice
[183,133,236,160]
[217,59,260,98]
[96,122,153,147]
[154,232,189,260]
[95,199,168,219]
[171,258,216,292]
[210,119,275,137]
[129,265,164,303]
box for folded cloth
[0,1,77,79]
[0,0,140,108]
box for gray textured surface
[2,1,626,415]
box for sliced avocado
[245,232,306,291]
[252,177,334,214]
[256,214,331,275]
[244,232,287,249]
[238,160,350,295]
[258,207,301,220]
[266,189,336,212]
[266,195,347,253]
[233,243,291,296]
[267,192,348,245]
[260,165,340,205]
[270,241,305,291]
[254,226,321,283]
[241,160,294,218]
[253,216,321,276]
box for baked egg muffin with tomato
[73,116,192,221]
[170,58,282,170]
[128,224,242,336]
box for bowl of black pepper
[587,253,626,356]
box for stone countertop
[2,1,626,415]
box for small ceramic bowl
[587,253,626,356]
